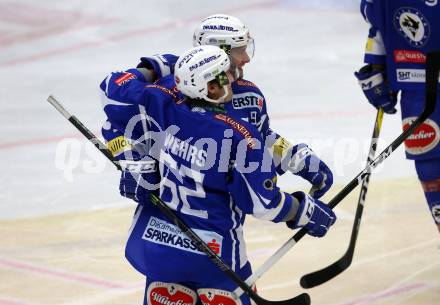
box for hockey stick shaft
[47,96,310,305]
[234,111,385,297]
[47,96,121,171]
[299,108,384,288]
[235,51,440,295]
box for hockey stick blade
[47,95,310,305]
[300,51,440,289]
[299,108,384,288]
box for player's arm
[227,126,336,237]
[267,129,333,199]
[100,70,170,203]
[136,54,178,81]
[100,68,178,123]
[355,0,398,114]
[254,88,332,199]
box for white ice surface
[0,0,416,219]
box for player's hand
[355,64,398,114]
[287,192,336,237]
[289,144,333,199]
[137,54,179,79]
[119,171,143,202]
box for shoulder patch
[214,114,256,149]
[235,79,257,88]
[115,72,136,86]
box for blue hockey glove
[137,54,178,79]
[355,65,398,114]
[289,144,333,199]
[287,192,336,237]
[119,157,161,204]
[120,170,144,202]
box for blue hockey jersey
[100,69,294,283]
[361,0,440,90]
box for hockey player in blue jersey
[113,14,334,206]
[101,45,337,305]
[356,0,440,233]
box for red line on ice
[0,133,84,150]
[0,257,137,290]
[0,298,39,305]
[0,0,278,67]
[339,282,430,305]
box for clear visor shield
[227,37,255,80]
[230,37,255,62]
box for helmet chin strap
[205,84,230,104]
[229,64,242,81]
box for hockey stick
[47,95,311,305]
[299,108,384,288]
[234,51,440,296]
[47,97,122,171]
[300,52,440,289]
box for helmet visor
[229,37,255,61]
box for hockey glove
[119,166,160,204]
[287,191,336,237]
[355,65,398,114]
[137,54,178,79]
[289,144,333,199]
[120,171,144,203]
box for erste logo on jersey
[393,8,430,47]
[143,216,223,255]
[232,92,264,111]
[403,117,440,155]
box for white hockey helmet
[175,45,231,104]
[193,14,254,58]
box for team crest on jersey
[393,8,430,48]
[403,117,440,155]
